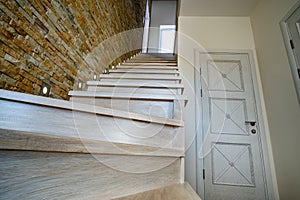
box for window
[159,25,176,53]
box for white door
[199,52,267,200]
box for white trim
[280,1,300,105]
[180,157,185,184]
[194,49,277,200]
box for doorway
[281,1,300,104]
[195,51,273,200]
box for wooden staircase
[0,53,200,199]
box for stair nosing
[99,75,182,81]
[86,81,184,89]
[117,66,178,69]
[109,71,180,75]
[0,89,184,127]
[69,91,188,101]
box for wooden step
[99,74,182,83]
[116,65,178,70]
[113,183,201,200]
[126,60,177,63]
[87,81,184,95]
[129,56,177,63]
[0,129,183,157]
[110,68,178,74]
[0,149,182,199]
[129,54,176,62]
[109,69,180,75]
[69,91,187,119]
[122,62,177,66]
[0,90,184,149]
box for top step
[134,53,176,60]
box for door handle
[245,121,256,126]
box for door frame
[194,49,277,200]
[280,1,300,104]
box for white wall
[250,0,300,199]
[178,16,273,198]
[148,1,177,52]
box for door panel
[199,53,267,200]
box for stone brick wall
[0,0,146,99]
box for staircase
[0,54,200,199]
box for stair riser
[99,79,180,84]
[116,66,178,70]
[108,71,180,76]
[122,63,177,66]
[0,150,181,199]
[110,69,178,73]
[128,60,176,63]
[70,97,184,120]
[0,99,181,148]
[87,87,183,95]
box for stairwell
[0,54,200,199]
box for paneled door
[199,52,267,200]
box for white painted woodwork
[0,150,181,199]
[198,52,267,199]
[113,183,201,200]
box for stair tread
[100,74,182,80]
[69,91,187,101]
[122,63,177,66]
[117,65,178,70]
[0,129,184,157]
[126,60,177,63]
[109,69,180,74]
[0,89,184,127]
[113,183,201,200]
[87,81,184,88]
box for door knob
[245,121,256,126]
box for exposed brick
[0,0,146,100]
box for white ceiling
[180,0,260,16]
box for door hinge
[290,40,295,49]
[200,89,203,97]
[203,169,206,179]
